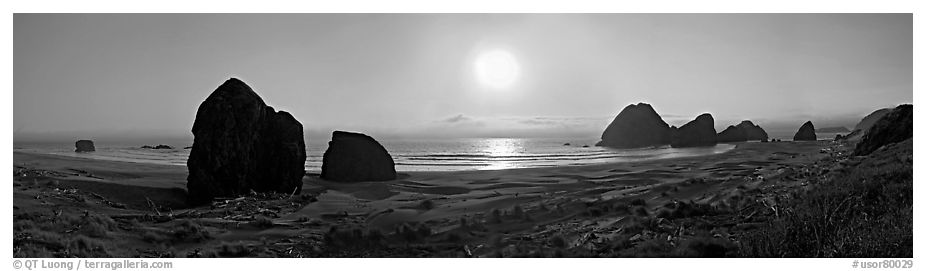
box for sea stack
[853,104,912,156]
[716,125,747,143]
[321,131,397,182]
[670,113,717,148]
[596,103,672,148]
[717,120,769,143]
[792,121,817,141]
[75,140,95,152]
[737,121,769,141]
[186,78,307,205]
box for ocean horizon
[14,137,744,172]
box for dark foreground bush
[676,235,737,257]
[739,142,912,257]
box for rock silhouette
[596,103,672,148]
[717,120,768,143]
[792,121,817,141]
[717,125,747,143]
[845,108,891,141]
[737,121,769,141]
[186,78,306,205]
[853,104,912,156]
[75,140,95,152]
[670,113,717,148]
[321,131,397,182]
[854,108,891,131]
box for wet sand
[13,140,846,257]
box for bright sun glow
[474,49,521,89]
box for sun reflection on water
[482,138,521,170]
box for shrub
[632,206,649,217]
[197,242,251,258]
[416,224,432,237]
[675,235,736,257]
[445,232,463,243]
[585,206,604,217]
[250,216,274,229]
[80,214,116,238]
[539,203,549,211]
[398,223,420,243]
[14,219,37,231]
[550,234,567,248]
[654,208,673,219]
[738,147,912,257]
[172,220,211,242]
[142,231,167,244]
[419,199,435,210]
[325,226,389,249]
[656,201,719,219]
[618,235,673,257]
[490,209,503,224]
[612,203,629,213]
[513,205,525,218]
[66,235,110,257]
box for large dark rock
[717,120,768,142]
[321,131,397,182]
[843,130,862,141]
[792,121,817,141]
[854,108,891,131]
[596,103,672,148]
[737,121,769,141]
[186,78,306,205]
[75,140,95,152]
[716,125,747,143]
[853,104,912,156]
[845,108,891,141]
[671,113,717,147]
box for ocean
[14,137,737,172]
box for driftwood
[90,192,126,209]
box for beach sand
[13,140,849,257]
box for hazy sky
[14,14,912,142]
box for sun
[474,49,521,89]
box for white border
[4,1,921,271]
[3,0,923,13]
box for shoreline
[13,142,740,177]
